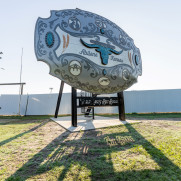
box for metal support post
[117,91,125,121]
[92,107,95,119]
[72,87,77,127]
[54,81,64,118]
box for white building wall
[0,89,181,115]
[0,94,21,115]
[124,89,181,113]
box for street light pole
[49,87,53,93]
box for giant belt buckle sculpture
[34,9,142,94]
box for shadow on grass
[0,114,79,121]
[6,122,181,181]
[0,121,48,147]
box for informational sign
[34,9,142,94]
[78,97,118,107]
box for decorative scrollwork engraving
[35,9,142,94]
[37,21,47,56]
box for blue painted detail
[100,29,105,34]
[45,32,54,48]
[135,55,139,65]
[58,53,133,80]
[55,9,136,51]
[68,17,81,31]
[102,69,107,76]
[80,39,123,65]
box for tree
[0,52,2,59]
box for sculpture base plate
[51,116,141,132]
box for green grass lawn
[1,112,181,120]
[0,115,181,181]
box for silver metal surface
[34,9,142,94]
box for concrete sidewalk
[51,116,141,132]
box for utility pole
[18,48,23,115]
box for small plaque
[78,97,118,107]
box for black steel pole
[117,91,125,121]
[54,81,64,118]
[72,87,77,127]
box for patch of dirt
[138,119,181,130]
[0,119,21,124]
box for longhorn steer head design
[80,39,123,65]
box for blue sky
[0,0,181,94]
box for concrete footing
[51,116,141,132]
